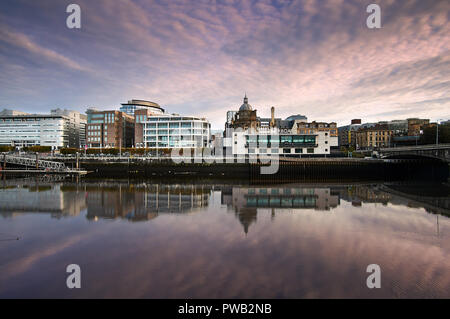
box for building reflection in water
[85,184,211,222]
[1,178,449,232]
[0,179,86,218]
[221,186,340,234]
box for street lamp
[436,119,444,145]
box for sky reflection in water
[0,179,449,298]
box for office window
[281,136,292,143]
[307,148,314,153]
[246,135,257,144]
[304,136,315,144]
[295,148,303,153]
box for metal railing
[3,155,66,170]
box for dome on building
[239,94,252,111]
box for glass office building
[0,109,86,149]
[120,100,165,116]
[143,114,210,149]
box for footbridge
[2,155,66,170]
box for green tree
[60,148,78,155]
[0,146,14,153]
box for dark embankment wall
[80,158,449,183]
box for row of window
[245,135,317,144]
[146,117,205,122]
[0,130,63,133]
[145,129,207,135]
[0,118,66,122]
[0,124,65,128]
[146,136,207,141]
[368,131,390,135]
[247,188,316,195]
[145,122,206,128]
[246,197,317,207]
[105,113,115,124]
[247,148,319,154]
[145,142,198,148]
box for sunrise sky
[0,0,449,128]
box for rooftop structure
[120,99,165,116]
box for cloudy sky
[0,0,449,128]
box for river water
[0,178,449,298]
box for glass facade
[245,135,316,148]
[0,116,72,149]
[143,115,210,149]
[120,101,164,116]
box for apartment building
[355,124,393,149]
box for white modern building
[0,109,87,149]
[143,114,210,149]
[51,108,87,148]
[230,129,336,156]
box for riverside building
[224,95,338,157]
[142,113,210,150]
[355,124,393,149]
[0,108,87,149]
[86,109,135,148]
[133,102,165,148]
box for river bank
[75,157,449,182]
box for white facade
[227,127,338,156]
[143,114,210,149]
[51,108,87,148]
[0,109,86,149]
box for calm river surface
[0,178,449,298]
